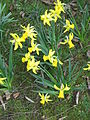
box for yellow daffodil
[50,8,61,22]
[21,32,28,42]
[39,93,52,105]
[64,19,74,33]
[43,49,55,62]
[10,33,23,50]
[83,63,90,71]
[22,52,30,63]
[54,0,65,13]
[60,32,74,48]
[0,77,6,85]
[41,10,53,26]
[28,44,41,55]
[21,24,37,40]
[52,58,63,67]
[43,49,63,67]
[54,84,70,98]
[27,56,40,74]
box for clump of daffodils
[41,0,65,26]
[60,20,75,49]
[10,24,38,50]
[10,24,41,74]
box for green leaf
[40,66,57,84]
[8,45,13,81]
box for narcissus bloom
[21,24,37,40]
[22,52,30,63]
[54,84,70,98]
[64,19,74,33]
[39,93,52,105]
[0,77,6,85]
[43,49,63,67]
[50,7,61,22]
[28,44,41,55]
[27,56,40,74]
[43,49,55,62]
[52,58,63,67]
[60,32,74,48]
[10,33,23,50]
[41,10,53,26]
[83,63,90,71]
[54,0,65,13]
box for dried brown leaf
[0,96,6,110]
[13,92,20,99]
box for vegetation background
[0,0,90,120]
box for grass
[0,0,90,120]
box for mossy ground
[0,0,90,120]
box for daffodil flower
[22,52,30,63]
[54,84,70,98]
[0,77,6,85]
[64,19,74,33]
[21,24,37,40]
[52,58,63,67]
[50,8,61,22]
[39,93,52,105]
[83,63,90,71]
[41,10,53,26]
[43,49,63,67]
[54,0,65,13]
[21,32,28,42]
[28,44,41,55]
[43,49,55,62]
[27,56,40,74]
[60,32,74,48]
[10,33,23,50]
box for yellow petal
[68,41,74,48]
[60,40,67,45]
[59,60,63,65]
[64,84,70,91]
[43,55,48,61]
[54,85,60,91]
[0,77,6,85]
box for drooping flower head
[60,32,74,48]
